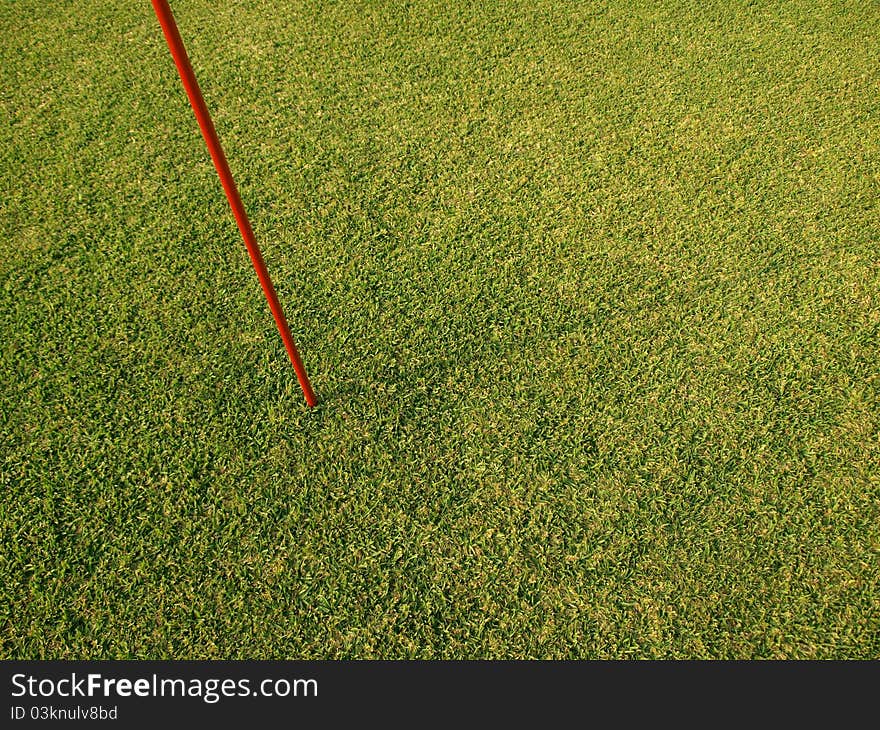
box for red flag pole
[151,0,318,407]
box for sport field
[1,0,878,659]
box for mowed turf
[1,0,878,658]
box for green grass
[1,0,878,658]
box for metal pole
[151,0,318,407]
